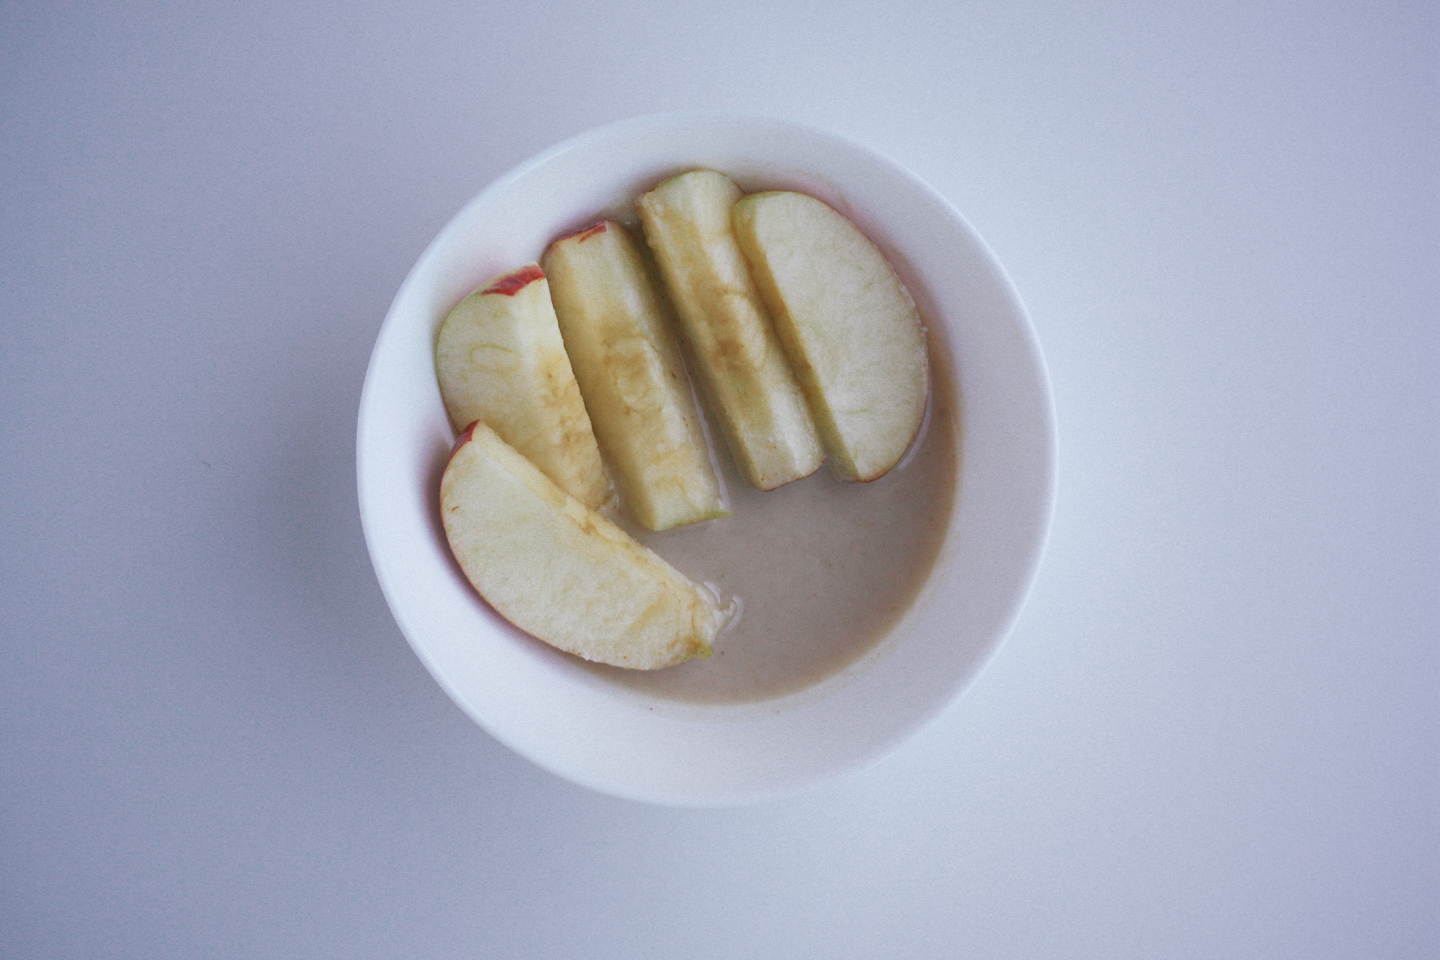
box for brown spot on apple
[482,264,545,296]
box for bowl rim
[357,110,1056,805]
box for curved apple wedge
[435,264,613,511]
[733,191,929,482]
[440,421,733,670]
[543,221,729,532]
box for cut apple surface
[440,422,732,670]
[542,221,729,532]
[637,170,823,491]
[434,264,613,511]
[732,191,929,481]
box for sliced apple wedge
[435,264,613,511]
[637,170,823,491]
[440,421,732,670]
[542,221,729,531]
[732,191,930,481]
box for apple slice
[434,264,613,511]
[636,170,823,491]
[542,221,729,531]
[440,421,732,670]
[732,191,930,481]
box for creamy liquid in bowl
[584,347,959,704]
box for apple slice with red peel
[637,170,823,491]
[542,221,729,531]
[435,264,613,511]
[440,421,732,670]
[732,191,930,481]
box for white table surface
[3,2,1435,957]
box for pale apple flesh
[434,264,613,511]
[732,191,929,481]
[636,170,823,491]
[542,221,730,532]
[440,422,732,670]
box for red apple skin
[551,222,610,247]
[481,264,545,296]
[451,420,479,454]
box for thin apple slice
[732,191,930,481]
[542,221,729,531]
[637,170,823,491]
[440,421,732,670]
[434,264,613,511]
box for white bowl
[356,112,1055,805]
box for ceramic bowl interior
[356,112,1055,805]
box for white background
[3,2,1435,957]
